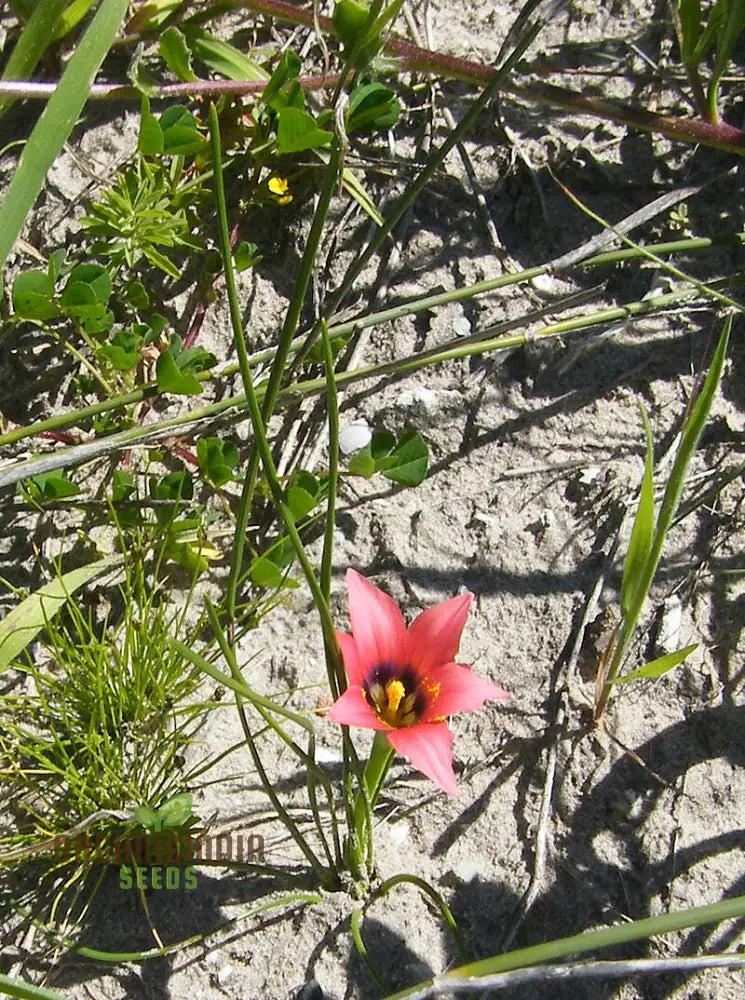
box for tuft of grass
[0,554,216,851]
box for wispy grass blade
[294,0,559,364]
[654,316,732,544]
[203,596,340,870]
[319,319,339,605]
[0,0,129,273]
[375,873,468,961]
[0,555,121,673]
[552,172,745,315]
[171,633,339,884]
[1,887,322,962]
[1,231,739,450]
[0,284,711,490]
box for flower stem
[347,731,394,879]
[224,128,342,629]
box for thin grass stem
[203,598,341,874]
[383,892,745,1000]
[2,232,741,450]
[0,284,719,490]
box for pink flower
[328,569,508,795]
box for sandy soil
[1,1,745,998]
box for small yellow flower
[268,176,288,195]
[267,175,292,205]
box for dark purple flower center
[362,662,429,728]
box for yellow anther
[385,680,405,715]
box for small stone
[656,595,683,656]
[643,270,675,300]
[453,858,480,882]
[578,466,601,486]
[530,273,557,294]
[387,820,410,846]
[397,386,438,410]
[452,315,472,337]
[216,964,234,985]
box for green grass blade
[0,555,121,673]
[611,644,698,685]
[376,873,468,961]
[351,908,389,992]
[0,0,129,273]
[654,316,731,546]
[0,973,67,1000]
[711,0,745,81]
[621,404,655,620]
[678,0,702,64]
[2,888,322,962]
[600,315,731,707]
[0,0,68,117]
[383,893,745,999]
[52,0,97,41]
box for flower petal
[424,663,509,722]
[387,722,458,795]
[336,631,364,686]
[327,686,389,730]
[346,569,408,671]
[407,593,472,672]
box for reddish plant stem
[38,429,78,444]
[236,0,745,154]
[1,426,79,446]
[510,81,745,153]
[2,52,742,152]
[0,73,342,100]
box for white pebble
[530,273,557,294]
[656,596,683,655]
[387,821,410,846]
[578,466,601,486]
[453,858,480,882]
[643,270,675,300]
[397,386,438,409]
[217,965,234,986]
[452,315,472,337]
